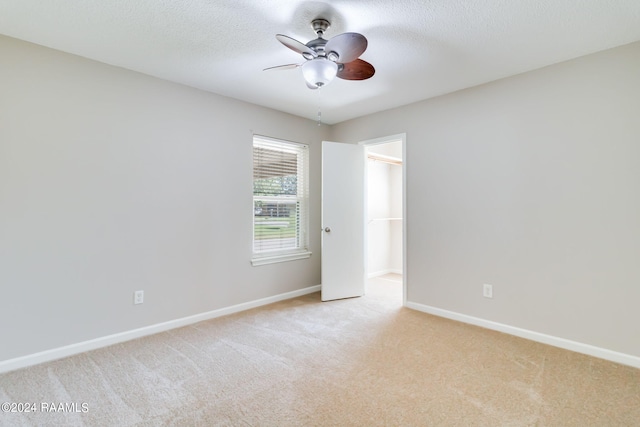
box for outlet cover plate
[483,284,493,299]
[134,290,144,305]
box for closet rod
[367,153,402,166]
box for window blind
[253,136,309,257]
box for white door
[321,141,365,301]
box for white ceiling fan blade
[276,34,318,58]
[324,32,367,64]
[263,63,301,71]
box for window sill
[251,251,312,266]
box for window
[252,136,310,265]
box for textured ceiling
[1,0,640,124]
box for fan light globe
[301,58,338,88]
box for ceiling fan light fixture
[301,58,338,88]
[269,19,374,89]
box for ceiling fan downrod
[304,19,331,58]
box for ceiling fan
[265,19,375,89]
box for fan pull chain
[317,86,322,126]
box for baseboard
[405,301,640,369]
[0,285,321,374]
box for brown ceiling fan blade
[275,34,317,58]
[337,59,375,80]
[263,63,300,71]
[325,32,367,63]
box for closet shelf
[368,217,403,223]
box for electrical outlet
[134,290,144,305]
[483,284,493,299]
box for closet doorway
[362,135,405,304]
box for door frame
[359,133,407,306]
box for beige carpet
[1,274,639,426]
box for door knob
[324,227,331,233]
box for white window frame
[251,135,311,266]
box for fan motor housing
[306,37,327,53]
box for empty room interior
[1,1,640,425]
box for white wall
[0,35,328,362]
[367,159,392,276]
[333,41,640,357]
[389,164,403,273]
